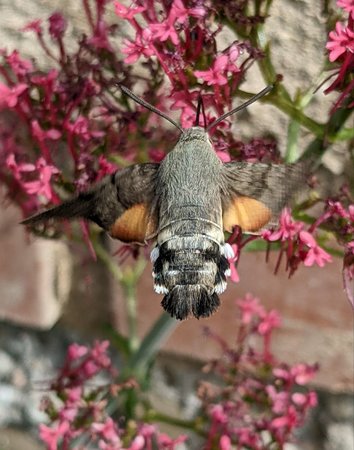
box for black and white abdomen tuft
[151,236,231,320]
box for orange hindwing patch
[109,203,155,243]
[223,196,272,233]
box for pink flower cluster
[114,0,259,130]
[39,341,186,450]
[262,208,333,273]
[39,296,318,450]
[200,294,318,450]
[325,0,354,110]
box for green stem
[129,312,178,371]
[145,410,205,436]
[121,258,147,353]
[92,237,123,283]
[123,281,139,352]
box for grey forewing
[222,161,306,220]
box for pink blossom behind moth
[22,86,306,320]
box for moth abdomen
[161,285,220,320]
[152,236,230,319]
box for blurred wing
[21,163,159,244]
[221,161,307,233]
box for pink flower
[22,19,42,34]
[266,385,289,414]
[271,405,298,430]
[91,340,111,368]
[59,405,78,422]
[97,155,117,179]
[88,20,113,51]
[291,363,318,385]
[23,157,59,201]
[67,343,88,360]
[0,82,27,109]
[263,208,303,241]
[31,120,61,141]
[127,435,145,450]
[210,404,228,424]
[48,12,67,39]
[169,0,206,24]
[6,154,35,181]
[236,428,260,447]
[91,417,120,443]
[66,386,83,403]
[121,29,155,64]
[237,294,265,324]
[257,310,281,335]
[194,55,229,86]
[273,363,318,385]
[299,230,332,267]
[292,391,318,408]
[114,1,145,20]
[39,421,70,450]
[66,116,104,141]
[326,22,354,62]
[217,150,231,162]
[150,15,180,45]
[6,50,33,75]
[157,432,188,447]
[219,434,231,450]
[226,243,240,282]
[348,204,354,221]
[337,0,354,17]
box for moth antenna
[206,84,274,132]
[119,84,183,132]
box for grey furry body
[153,127,230,319]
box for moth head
[179,126,212,145]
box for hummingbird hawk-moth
[22,86,305,320]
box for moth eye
[223,243,235,259]
[150,246,160,263]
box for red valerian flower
[150,14,180,45]
[194,55,229,86]
[22,19,43,34]
[114,1,145,20]
[121,29,155,63]
[6,50,33,76]
[299,230,333,267]
[48,12,67,40]
[263,208,303,241]
[169,0,206,24]
[39,421,70,450]
[0,82,27,109]
[326,21,354,62]
[23,157,60,202]
[237,293,265,324]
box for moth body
[21,88,307,321]
[152,127,231,319]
